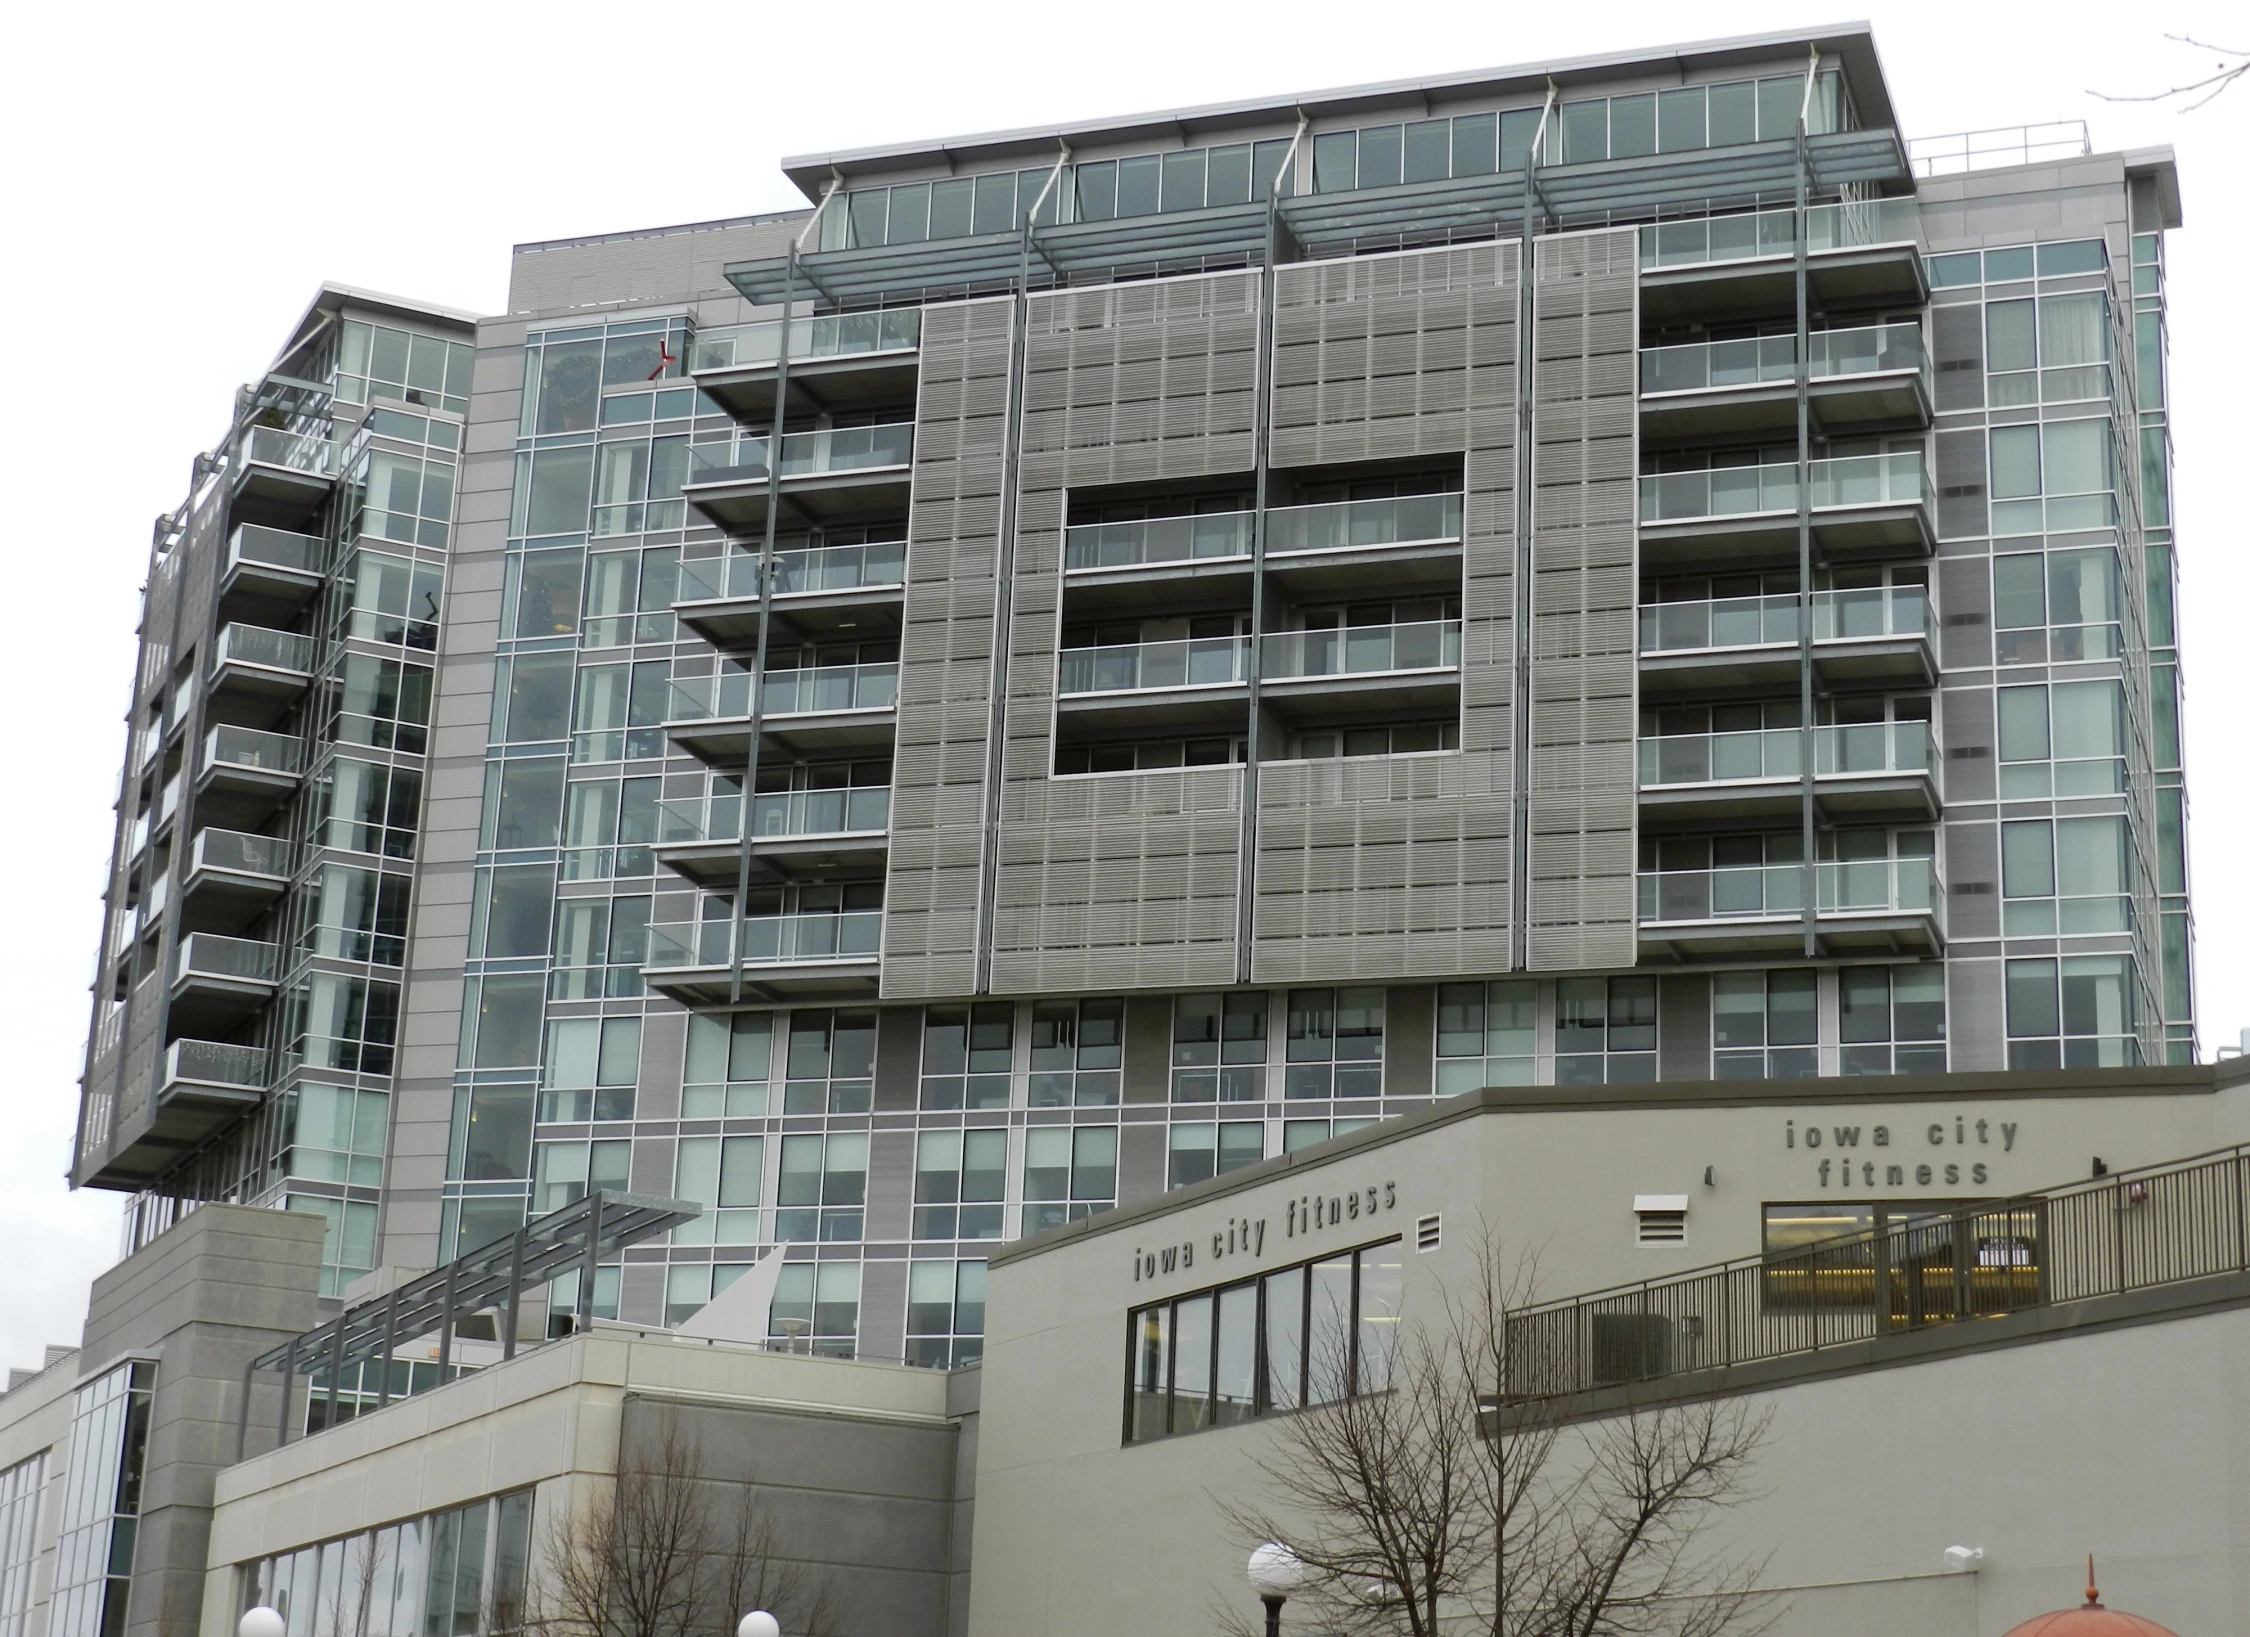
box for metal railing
[685,423,914,484]
[657,786,892,844]
[203,725,303,779]
[227,524,322,575]
[689,309,921,372]
[645,911,884,970]
[1065,511,1253,571]
[162,1038,267,1091]
[1638,720,1932,786]
[1264,619,1462,680]
[1267,493,1464,556]
[1638,199,1924,271]
[213,623,316,676]
[1641,322,1926,396]
[1638,451,1927,525]
[190,826,295,880]
[1058,636,1250,695]
[1907,122,2090,179]
[1637,856,1939,924]
[1503,1138,2249,1403]
[675,541,907,603]
[239,425,336,478]
[667,662,899,723]
[172,933,281,985]
[1640,584,1928,654]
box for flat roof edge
[513,207,810,257]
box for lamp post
[1247,1543,1309,1637]
[240,1610,286,1637]
[737,1613,779,1637]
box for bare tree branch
[2090,35,2248,111]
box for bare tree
[2092,35,2248,111]
[1222,1233,1773,1637]
[534,1416,839,1637]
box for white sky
[3,0,2243,1377]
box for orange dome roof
[2000,1560,2180,1637]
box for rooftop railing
[1638,451,1927,526]
[685,423,914,484]
[1637,199,1925,271]
[1907,122,2090,179]
[1639,584,1928,655]
[1637,856,1939,925]
[172,933,281,985]
[1263,619,1461,680]
[689,309,922,373]
[675,541,907,603]
[1638,720,1932,787]
[645,910,884,970]
[1503,1137,2247,1404]
[1057,636,1250,695]
[667,662,900,723]
[202,724,304,779]
[1640,322,1926,396]
[213,623,316,676]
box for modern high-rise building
[71,24,2193,1364]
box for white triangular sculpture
[673,1246,787,1344]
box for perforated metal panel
[1255,243,1519,983]
[1525,230,1639,972]
[883,297,1016,999]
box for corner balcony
[181,827,294,928]
[1260,619,1462,723]
[1638,583,1933,700]
[673,539,906,647]
[208,624,316,720]
[653,786,892,887]
[1638,323,1930,442]
[682,422,914,532]
[153,1038,268,1152]
[643,911,883,1003]
[1637,856,1944,960]
[228,426,337,523]
[219,524,325,624]
[168,933,281,1032]
[195,726,304,826]
[1638,720,1938,823]
[1055,635,1251,734]
[1638,200,1928,324]
[663,661,899,765]
[688,310,922,422]
[1638,452,1932,569]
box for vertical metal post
[436,1253,459,1379]
[324,1317,346,1432]
[236,1360,254,1462]
[1794,111,1818,960]
[502,1223,529,1361]
[376,1285,400,1407]
[1510,92,1553,972]
[275,1340,295,1446]
[576,1192,606,1332]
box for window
[664,1262,758,1328]
[491,652,574,744]
[561,775,662,880]
[300,864,410,964]
[324,758,423,859]
[549,895,650,1001]
[1997,681,2126,798]
[344,549,443,649]
[913,1130,1007,1240]
[1126,1238,1401,1443]
[2003,817,2130,936]
[1166,1122,1265,1190]
[570,660,670,763]
[1282,1116,1379,1153]
[1023,1126,1117,1232]
[1711,971,1817,1079]
[1992,546,2122,664]
[0,1453,45,1637]
[1760,1202,2039,1318]
[1555,977,1657,1083]
[775,1133,867,1242]
[682,1012,771,1117]
[338,319,475,416]
[670,1135,762,1244]
[922,1003,1013,1110]
[1029,998,1123,1106]
[1284,720,1459,759]
[289,1084,389,1188]
[2006,955,2138,1068]
[480,758,563,852]
[353,442,456,551]
[1284,988,1383,1098]
[583,545,681,644]
[470,866,554,959]
[769,1262,860,1357]
[333,653,433,752]
[1435,980,1536,1093]
[245,1490,535,1637]
[532,1137,631,1214]
[1838,966,1947,1074]
[783,1010,876,1114]
[1989,417,2118,537]
[906,1260,987,1369]
[48,1362,153,1637]
[285,973,399,1075]
[1172,992,1268,1101]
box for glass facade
[49,1362,152,1637]
[240,1489,532,1637]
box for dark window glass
[1609,94,1656,158]
[1403,120,1450,183]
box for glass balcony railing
[1058,636,1250,695]
[1995,622,2124,665]
[676,541,907,603]
[667,662,900,723]
[191,827,296,880]
[172,933,280,985]
[239,425,337,478]
[1267,492,1464,556]
[202,725,303,779]
[1638,721,1933,787]
[163,1038,267,1091]
[1639,584,1928,654]
[645,911,884,969]
[1640,322,1927,396]
[227,523,323,575]
[213,623,316,675]
[1065,511,1253,571]
[685,423,914,484]
[1637,452,1927,524]
[1637,199,1925,271]
[1638,857,1940,923]
[1263,619,1462,680]
[689,309,922,373]
[657,786,892,844]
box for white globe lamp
[240,1610,287,1637]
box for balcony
[220,524,325,622]
[1261,619,1462,722]
[663,661,899,764]
[1638,452,1932,568]
[653,786,893,886]
[196,725,303,823]
[1637,720,1938,822]
[152,1038,268,1154]
[229,426,337,524]
[682,422,915,530]
[1639,583,1933,698]
[209,623,316,718]
[673,540,906,646]
[169,933,281,1031]
[1637,857,1943,959]
[181,827,295,927]
[643,911,883,1002]
[1055,635,1251,734]
[689,310,922,421]
[1638,323,1930,441]
[1638,200,1928,323]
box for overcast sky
[3,0,2243,1376]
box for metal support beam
[576,1192,605,1331]
[436,1254,459,1379]
[501,1224,528,1362]
[1795,93,1819,962]
[1511,87,1556,972]
[325,1311,346,1433]
[376,1285,400,1407]
[236,1360,253,1463]
[275,1340,295,1447]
